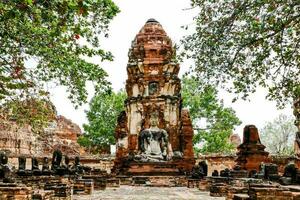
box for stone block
[0,186,32,200]
[249,187,294,200]
[106,178,120,187]
[132,176,149,185]
[210,183,228,197]
[226,187,248,200]
[116,175,132,185]
[44,182,72,199]
[187,179,200,188]
[148,176,174,187]
[211,176,231,184]
[82,175,108,190]
[198,179,211,191]
[173,176,187,187]
[32,190,54,200]
[232,194,250,200]
[291,192,300,200]
[73,179,94,195]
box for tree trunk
[293,97,300,156]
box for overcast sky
[49,0,292,137]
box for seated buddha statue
[138,112,171,162]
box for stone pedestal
[44,179,72,200]
[32,190,54,200]
[249,186,293,200]
[106,178,120,187]
[73,179,94,195]
[0,185,32,200]
[235,125,269,171]
[124,161,182,176]
[113,19,195,175]
[227,187,249,200]
[82,175,107,190]
[210,183,228,197]
[198,178,211,191]
[187,179,201,188]
[20,176,65,190]
[132,176,187,187]
[231,171,248,179]
[117,175,132,185]
[232,194,250,200]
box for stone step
[126,163,182,176]
[131,176,187,187]
[232,194,250,200]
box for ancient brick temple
[113,19,195,175]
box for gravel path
[73,186,225,200]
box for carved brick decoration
[113,19,195,175]
[235,125,270,171]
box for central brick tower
[113,19,195,175]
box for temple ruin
[0,19,299,200]
[113,18,195,175]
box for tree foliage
[182,0,300,106]
[181,76,241,154]
[79,90,126,151]
[0,0,119,106]
[0,97,57,134]
[260,114,296,155]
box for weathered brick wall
[196,155,236,176]
[0,121,37,155]
[0,115,82,157]
[196,154,300,175]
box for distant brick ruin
[0,115,83,157]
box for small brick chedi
[114,19,195,175]
[236,125,269,171]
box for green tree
[181,76,241,154]
[182,0,300,125]
[0,0,119,106]
[80,90,126,152]
[260,114,296,155]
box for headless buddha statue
[138,112,171,162]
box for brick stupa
[113,19,195,175]
[235,125,270,171]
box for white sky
[50,0,292,137]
